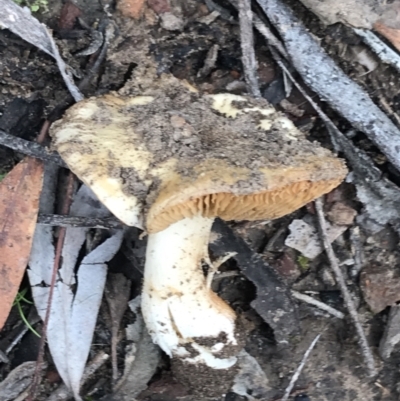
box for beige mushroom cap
[51,74,347,232]
[147,157,345,232]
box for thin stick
[281,333,321,401]
[238,0,261,97]
[37,213,122,229]
[76,22,112,93]
[0,129,67,167]
[252,14,288,59]
[354,28,400,73]
[227,0,288,59]
[315,197,377,377]
[36,120,51,144]
[6,325,29,354]
[44,28,83,102]
[47,22,111,123]
[27,172,76,401]
[0,349,8,363]
[291,290,344,319]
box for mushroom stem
[142,215,238,369]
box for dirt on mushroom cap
[51,70,347,232]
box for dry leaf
[110,297,160,400]
[298,0,379,28]
[298,0,400,51]
[0,158,43,330]
[105,274,131,383]
[0,361,47,401]
[29,185,124,401]
[0,0,83,101]
[285,218,347,259]
[232,350,270,400]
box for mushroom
[51,72,347,372]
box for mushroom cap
[51,74,347,232]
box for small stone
[327,201,357,226]
[280,99,305,117]
[170,115,187,128]
[160,12,185,31]
[148,0,170,14]
[360,266,400,313]
[272,252,300,281]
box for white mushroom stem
[141,215,238,369]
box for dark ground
[1,0,400,400]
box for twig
[27,172,76,401]
[281,333,321,401]
[252,14,288,59]
[378,95,400,127]
[0,310,41,357]
[48,21,112,123]
[227,0,288,59]
[315,198,377,377]
[76,22,112,92]
[37,120,51,144]
[0,349,8,363]
[291,290,344,319]
[37,214,122,229]
[44,28,83,102]
[212,270,240,281]
[0,129,67,167]
[5,323,34,355]
[197,44,219,78]
[264,226,286,252]
[46,351,109,401]
[354,28,400,73]
[238,0,261,97]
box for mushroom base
[142,215,239,369]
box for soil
[1,0,400,400]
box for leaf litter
[106,296,160,401]
[28,185,124,400]
[2,0,400,399]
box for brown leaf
[360,265,400,313]
[0,158,44,330]
[374,21,400,52]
